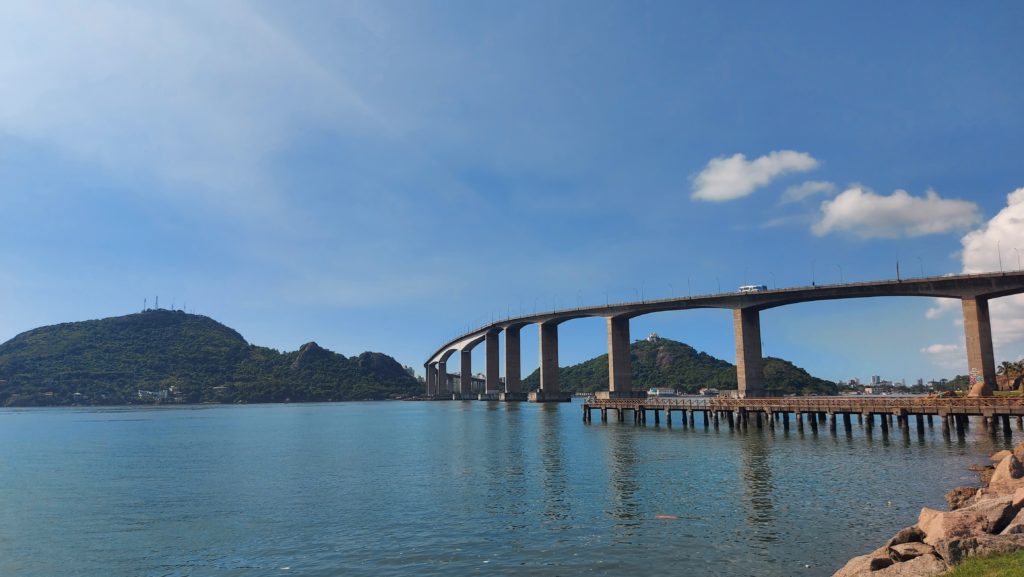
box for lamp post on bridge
[836,264,843,284]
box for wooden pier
[581,396,1024,436]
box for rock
[932,533,1024,565]
[991,455,1024,484]
[873,553,948,577]
[992,450,1013,462]
[890,542,935,562]
[831,546,893,577]
[944,487,979,511]
[1014,441,1024,463]
[918,496,1018,545]
[886,526,926,547]
[1002,507,1024,535]
[1015,487,1024,509]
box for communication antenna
[183,301,187,314]
[155,296,159,310]
[171,297,176,310]
[143,298,147,312]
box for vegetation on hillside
[0,310,419,406]
[522,337,837,395]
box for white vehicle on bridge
[737,284,768,293]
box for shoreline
[832,439,1024,576]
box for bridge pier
[531,322,570,402]
[460,350,473,398]
[437,360,448,397]
[425,363,436,396]
[485,331,500,395]
[500,326,526,401]
[605,316,641,398]
[962,297,996,397]
[733,308,765,398]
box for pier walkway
[582,396,1024,436]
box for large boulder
[1002,505,1024,535]
[872,553,948,577]
[991,455,1024,483]
[931,533,1024,565]
[831,546,894,577]
[1014,441,1024,464]
[989,456,1024,496]
[889,542,935,562]
[991,450,1012,462]
[886,526,926,547]
[918,496,1019,545]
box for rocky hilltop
[0,309,419,406]
[522,336,837,395]
[833,443,1024,576]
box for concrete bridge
[424,271,1024,400]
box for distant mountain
[0,309,419,406]
[522,337,837,395]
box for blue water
[0,401,1014,577]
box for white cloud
[781,180,835,204]
[690,150,819,202]
[811,187,981,238]
[925,298,959,319]
[0,2,376,215]
[957,188,1024,359]
[921,343,964,371]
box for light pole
[1017,248,1022,271]
[835,264,843,284]
[916,256,923,277]
[576,290,582,309]
[769,271,776,289]
[998,240,1004,272]
[811,260,816,286]
[687,276,692,297]
[716,277,721,292]
[633,288,640,301]
[669,282,674,298]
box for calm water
[0,401,1015,577]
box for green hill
[522,337,837,395]
[0,309,419,406]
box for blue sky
[2,1,1023,384]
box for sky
[1,1,1023,385]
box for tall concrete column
[437,361,448,395]
[733,308,765,398]
[962,297,995,397]
[504,326,521,393]
[607,316,632,395]
[425,364,436,396]
[539,322,560,394]
[460,350,473,397]
[485,331,500,393]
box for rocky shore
[833,442,1024,576]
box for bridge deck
[582,396,1024,416]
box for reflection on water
[0,401,1018,577]
[538,404,570,526]
[607,428,640,530]
[738,432,775,539]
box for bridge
[424,271,1024,401]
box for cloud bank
[924,189,1024,367]
[691,150,818,202]
[812,187,981,238]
